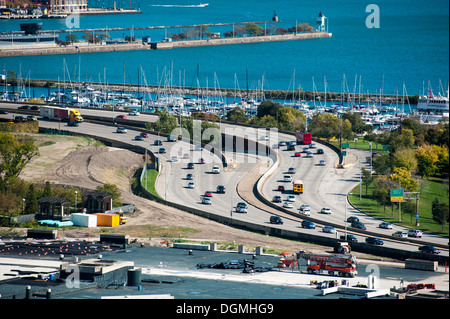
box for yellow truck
[40,106,83,123]
[293,180,304,194]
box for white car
[303,147,309,153]
[319,160,326,166]
[128,111,140,116]
[116,127,127,133]
[309,143,316,148]
[283,175,292,182]
[323,226,336,234]
[379,222,393,229]
[187,182,195,189]
[299,205,311,216]
[212,165,220,174]
[260,135,269,141]
[392,231,408,238]
[321,207,331,214]
[283,201,294,209]
[287,195,296,202]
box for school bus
[293,180,304,194]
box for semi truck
[40,106,83,122]
[298,252,358,277]
[295,130,312,145]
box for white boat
[198,3,209,7]
[416,90,449,115]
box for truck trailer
[295,130,312,145]
[298,252,357,277]
[40,106,83,122]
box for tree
[43,181,52,197]
[392,147,417,172]
[245,23,264,36]
[97,184,122,207]
[432,197,449,230]
[373,188,390,212]
[402,199,416,224]
[0,132,39,187]
[390,167,418,192]
[65,34,78,45]
[226,106,247,123]
[415,144,439,178]
[361,168,374,195]
[25,184,38,214]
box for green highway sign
[342,151,347,156]
[390,188,404,201]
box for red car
[204,191,213,197]
[116,115,127,119]
[277,185,285,192]
[140,132,149,138]
[294,152,302,157]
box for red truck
[295,130,312,145]
[299,253,357,277]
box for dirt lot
[15,134,357,255]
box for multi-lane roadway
[1,103,448,258]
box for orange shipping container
[93,213,120,227]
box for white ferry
[417,90,449,115]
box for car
[67,121,79,127]
[30,105,40,110]
[18,105,31,109]
[278,141,286,146]
[321,207,331,214]
[294,152,302,157]
[187,162,195,169]
[288,167,296,174]
[14,116,27,122]
[418,245,440,254]
[306,151,313,158]
[302,220,316,229]
[204,191,213,197]
[283,175,292,182]
[26,115,37,121]
[154,140,162,146]
[340,234,358,242]
[183,153,190,159]
[366,237,384,245]
[408,229,423,238]
[317,148,324,154]
[186,173,193,180]
[270,216,283,225]
[347,216,359,223]
[283,201,294,209]
[0,109,9,114]
[116,127,127,133]
[287,144,296,151]
[272,195,282,203]
[236,202,248,213]
[277,185,285,192]
[303,147,309,153]
[379,222,393,229]
[199,158,205,164]
[212,165,220,174]
[158,147,166,154]
[140,132,149,138]
[309,143,316,149]
[135,135,144,141]
[352,221,366,230]
[202,197,212,205]
[217,185,226,194]
[299,205,311,216]
[128,111,140,116]
[167,135,177,142]
[323,226,336,234]
[187,182,195,189]
[260,135,269,141]
[392,231,408,238]
[116,115,127,119]
[171,156,178,162]
[287,195,296,202]
[319,160,326,166]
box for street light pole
[344,192,348,240]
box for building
[36,197,71,221]
[44,0,88,13]
[82,190,113,214]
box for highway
[0,103,448,258]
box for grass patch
[142,169,161,198]
[349,178,449,236]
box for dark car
[14,116,27,122]
[272,195,282,203]
[216,185,226,194]
[158,147,166,154]
[154,140,162,146]
[277,185,285,192]
[18,105,31,109]
[317,148,324,154]
[67,121,79,127]
[352,221,366,230]
[418,245,440,254]
[30,105,40,110]
[135,135,144,141]
[187,162,195,169]
[270,216,283,225]
[0,109,9,114]
[301,220,316,229]
[366,237,384,245]
[140,132,149,138]
[340,234,358,242]
[347,216,360,223]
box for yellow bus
[293,180,304,194]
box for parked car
[202,197,211,205]
[294,152,302,157]
[288,167,296,174]
[204,191,213,197]
[321,207,331,214]
[277,185,285,192]
[154,140,162,146]
[379,222,393,229]
[140,132,149,138]
[392,231,408,238]
[116,114,127,119]
[116,127,127,133]
[283,201,294,209]
[216,185,226,194]
[236,202,248,213]
[408,229,423,238]
[323,226,336,234]
[186,173,193,180]
[301,220,316,229]
[187,182,195,189]
[270,216,283,225]
[366,237,384,245]
[135,135,144,141]
[340,234,358,242]
[187,162,195,169]
[418,245,440,254]
[352,221,366,230]
[158,147,166,154]
[287,195,296,202]
[347,216,360,223]
[272,195,282,203]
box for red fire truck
[299,253,358,277]
[295,130,312,145]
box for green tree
[432,197,449,230]
[25,184,38,214]
[226,106,247,123]
[43,181,52,197]
[392,147,417,172]
[245,23,264,36]
[402,199,417,224]
[361,167,374,196]
[65,34,78,44]
[415,144,439,178]
[97,183,122,207]
[373,187,390,212]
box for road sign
[342,143,349,148]
[382,144,389,150]
[342,151,347,156]
[390,189,404,201]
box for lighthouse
[316,12,327,32]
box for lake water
[0,0,448,96]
